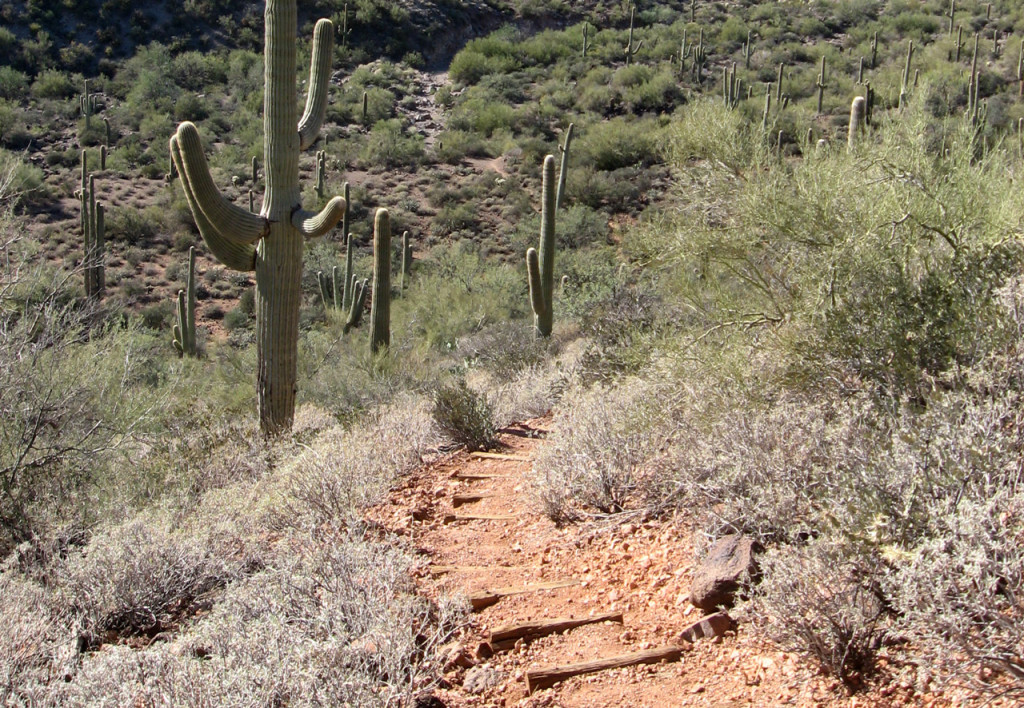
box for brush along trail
[365,419,941,707]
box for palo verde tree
[170,0,346,434]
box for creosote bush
[432,378,497,452]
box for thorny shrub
[432,378,497,452]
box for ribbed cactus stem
[80,152,105,300]
[344,278,368,333]
[252,156,259,185]
[400,230,411,292]
[849,96,866,151]
[582,21,590,58]
[555,123,573,211]
[776,62,784,103]
[170,2,345,434]
[899,40,913,108]
[762,84,772,131]
[315,150,326,199]
[624,6,643,66]
[369,208,391,353]
[104,118,111,147]
[815,56,827,114]
[100,145,107,170]
[527,155,556,338]
[870,31,878,68]
[743,30,751,69]
[361,91,368,124]
[341,181,350,247]
[342,230,354,311]
[172,246,197,356]
[857,56,864,84]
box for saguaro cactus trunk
[527,155,556,338]
[170,1,345,435]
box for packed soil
[365,419,1005,708]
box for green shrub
[0,66,29,100]
[432,379,496,452]
[31,69,76,99]
[360,119,423,169]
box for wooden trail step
[429,564,530,576]
[443,513,517,524]
[452,472,506,481]
[470,451,531,462]
[452,492,495,507]
[484,612,624,654]
[526,645,686,694]
[497,426,547,439]
[468,579,580,611]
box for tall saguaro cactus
[527,155,556,339]
[173,246,197,357]
[169,2,346,435]
[624,6,643,67]
[370,208,391,354]
[555,123,573,211]
[848,96,866,151]
[80,151,105,300]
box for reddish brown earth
[366,419,1005,708]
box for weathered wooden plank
[490,612,624,645]
[467,579,580,612]
[526,646,685,693]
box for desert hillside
[1,0,1023,705]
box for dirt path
[365,420,936,707]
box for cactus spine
[624,6,643,67]
[555,123,573,211]
[80,151,105,300]
[815,56,827,114]
[170,2,345,434]
[526,155,556,339]
[369,208,391,353]
[849,96,866,151]
[173,246,197,357]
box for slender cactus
[315,150,326,199]
[344,277,368,333]
[1018,38,1023,96]
[947,0,955,36]
[339,1,353,48]
[743,30,751,69]
[848,96,866,151]
[956,25,963,62]
[692,28,706,84]
[776,62,784,103]
[624,6,644,67]
[582,21,591,58]
[857,56,864,83]
[723,63,740,109]
[342,230,355,311]
[172,246,198,357]
[100,145,107,170]
[815,56,827,114]
[80,151,105,300]
[169,2,345,434]
[526,155,556,339]
[80,79,98,129]
[252,156,259,185]
[555,123,573,211]
[103,118,111,147]
[762,83,772,131]
[369,208,391,353]
[340,181,350,247]
[361,91,368,124]
[899,40,913,108]
[870,30,878,69]
[400,230,412,292]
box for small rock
[677,611,735,643]
[689,534,758,611]
[439,642,475,671]
[463,665,503,695]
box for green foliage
[0,67,29,100]
[432,378,497,451]
[360,118,423,169]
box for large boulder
[689,534,758,611]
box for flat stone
[678,611,735,643]
[463,665,503,694]
[689,534,757,611]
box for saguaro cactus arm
[526,247,546,321]
[291,196,347,239]
[173,122,269,245]
[298,19,334,151]
[170,135,257,272]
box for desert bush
[31,69,76,99]
[577,116,662,171]
[360,118,424,169]
[432,378,496,452]
[744,540,889,685]
[0,66,28,100]
[532,378,669,522]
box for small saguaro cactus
[81,79,99,129]
[369,208,391,353]
[848,96,866,151]
[526,155,556,339]
[361,91,368,124]
[340,181,350,245]
[555,123,573,211]
[899,40,913,108]
[173,246,198,357]
[762,84,772,131]
[815,56,827,114]
[80,150,105,300]
[582,21,591,58]
[342,229,354,310]
[723,63,741,109]
[864,82,875,126]
[955,25,964,62]
[623,6,643,67]
[339,1,353,47]
[776,62,785,103]
[399,230,412,292]
[317,265,342,309]
[169,0,346,435]
[857,56,864,84]
[100,145,107,170]
[692,28,707,83]
[743,30,751,69]
[679,29,690,74]
[103,118,111,147]
[947,0,955,36]
[870,30,878,68]
[315,150,327,199]
[344,277,368,333]
[1017,38,1023,96]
